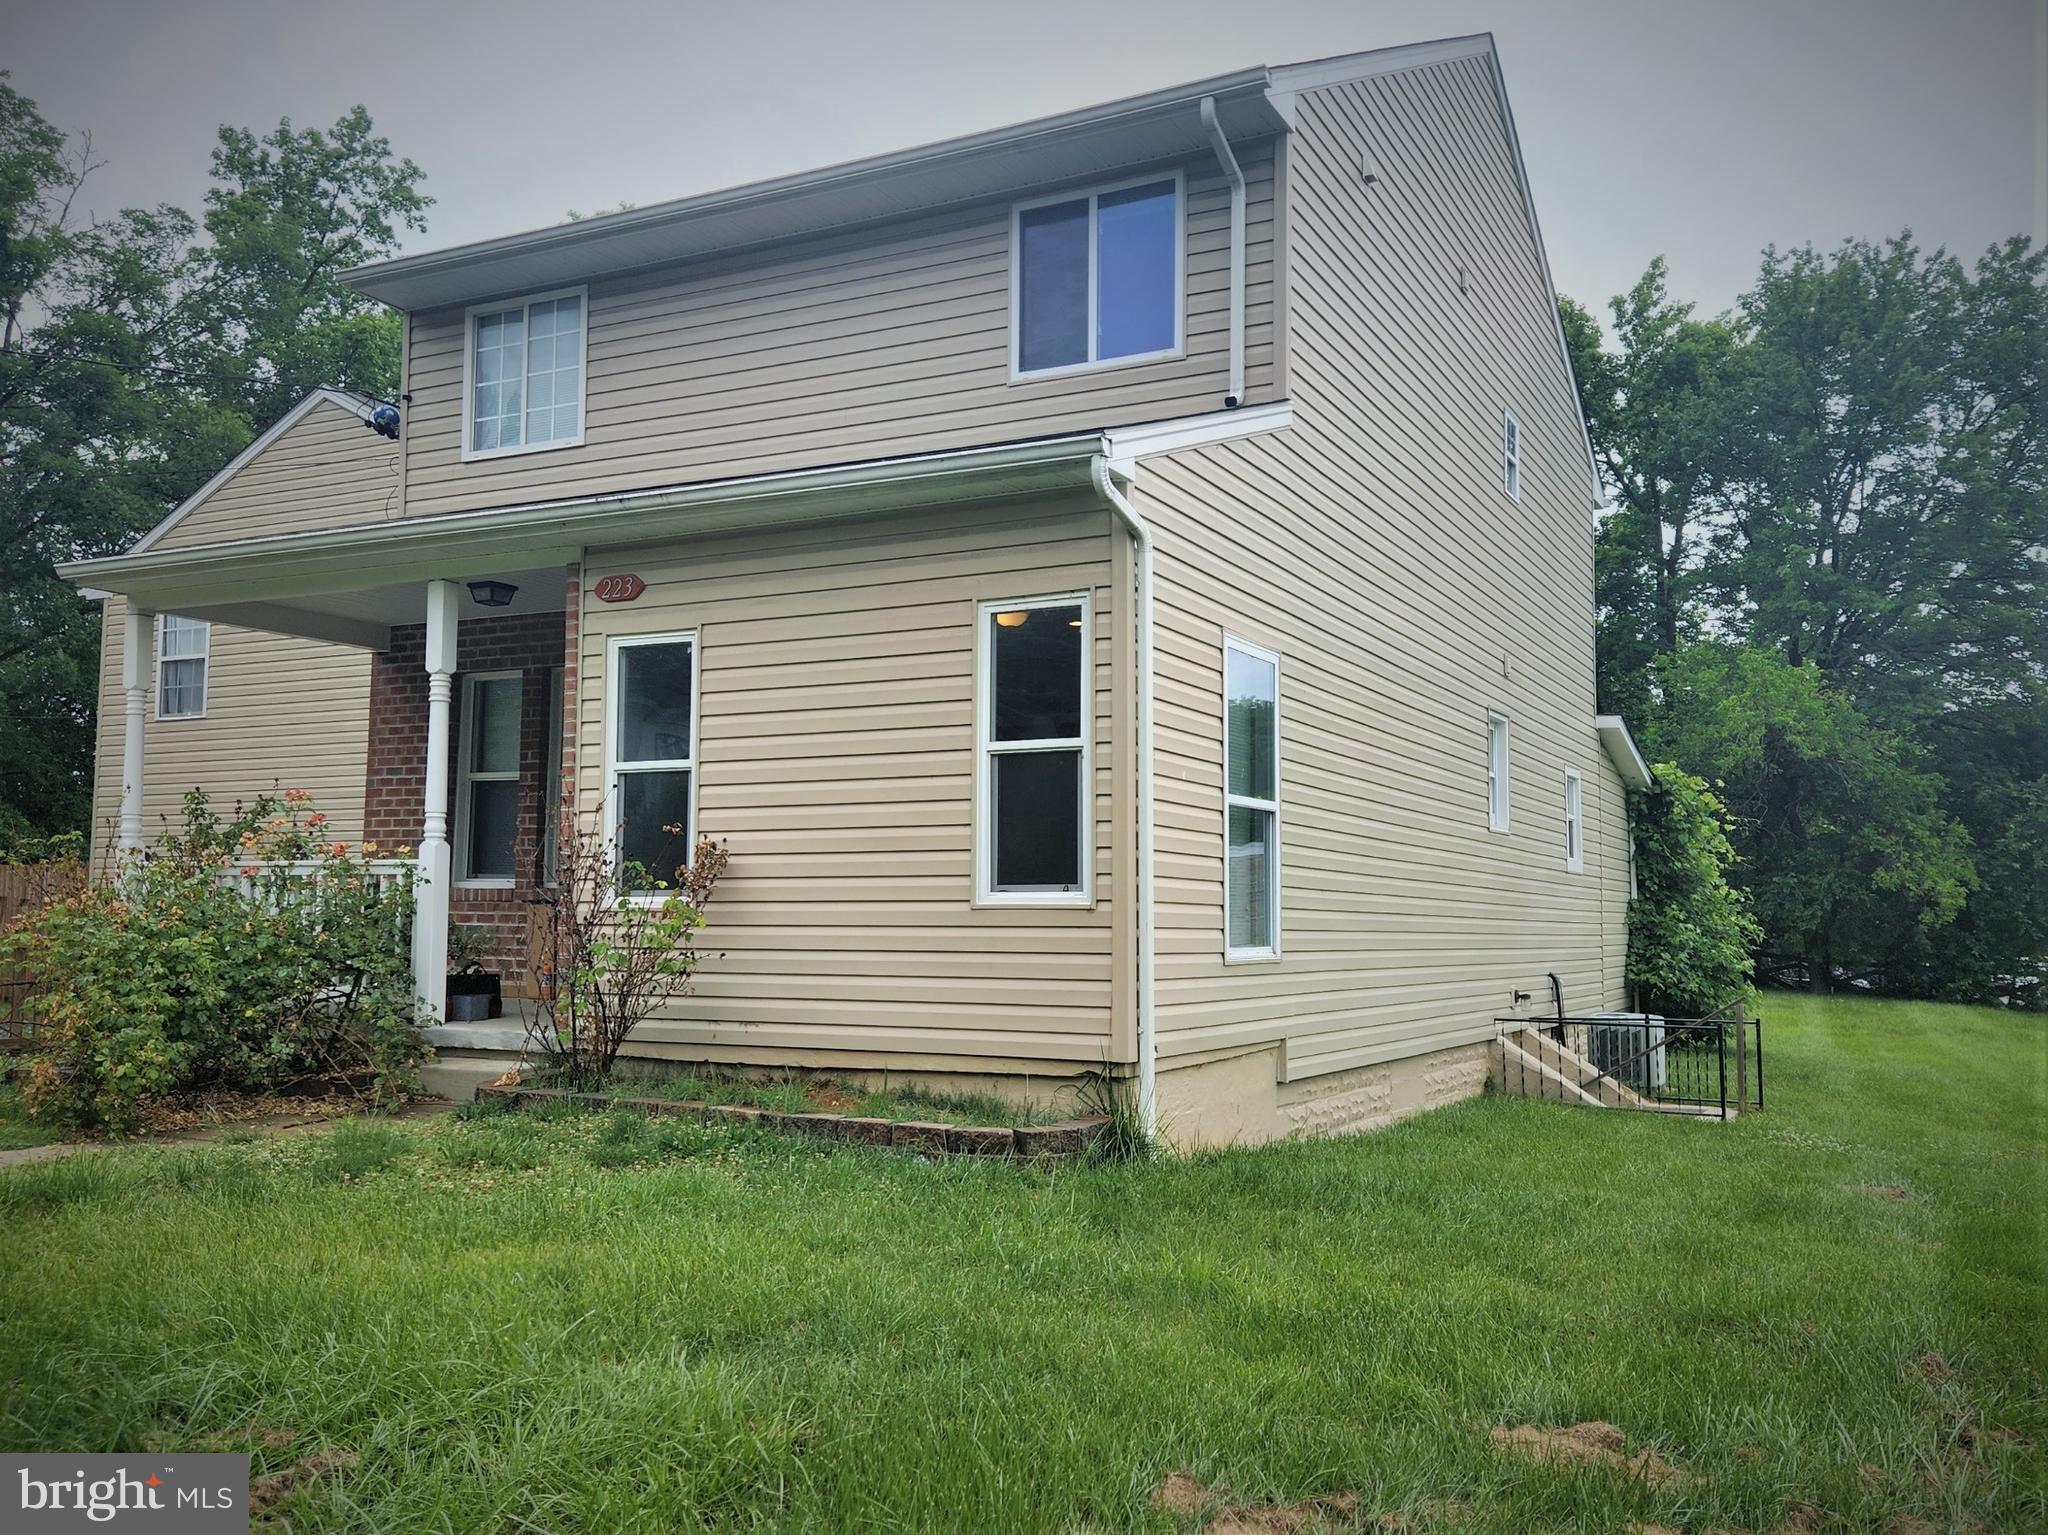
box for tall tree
[1652,643,1975,992]
[0,87,428,844]
[1715,236,2045,721]
[1562,262,1745,725]
[0,79,225,842]
[1566,236,2044,1000]
[198,106,430,425]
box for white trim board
[1595,714,1654,790]
[1103,400,1293,472]
[128,388,386,556]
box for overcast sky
[4,0,2039,324]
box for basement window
[155,614,209,719]
[1224,636,1281,959]
[1012,173,1183,378]
[464,287,587,458]
[607,633,697,897]
[978,597,1089,903]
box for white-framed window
[1564,768,1584,872]
[1487,712,1511,832]
[976,595,1090,904]
[462,286,587,459]
[1223,635,1281,960]
[455,672,523,885]
[1011,171,1183,380]
[155,614,209,719]
[605,632,698,899]
[1502,407,1522,500]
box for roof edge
[1596,715,1655,790]
[128,388,389,556]
[63,431,1111,604]
[339,66,1273,300]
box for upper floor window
[156,614,209,719]
[1563,768,1584,872]
[465,288,586,459]
[1487,712,1511,832]
[1502,408,1522,500]
[1012,173,1182,378]
[977,596,1089,903]
[1224,636,1281,959]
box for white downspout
[1091,456,1156,1136]
[1199,96,1247,409]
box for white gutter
[1199,96,1247,409]
[1090,456,1157,1136]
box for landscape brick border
[475,1083,1108,1161]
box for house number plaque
[593,574,646,603]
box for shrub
[2,789,425,1130]
[526,815,729,1090]
[1627,765,1763,1016]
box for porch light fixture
[467,579,518,608]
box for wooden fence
[0,861,86,1049]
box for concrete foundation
[1153,1040,1492,1150]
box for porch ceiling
[60,432,1110,650]
[171,566,571,650]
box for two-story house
[64,33,1652,1145]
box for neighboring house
[67,33,1653,1145]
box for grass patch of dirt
[1488,1421,1685,1490]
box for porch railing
[212,858,415,902]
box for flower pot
[445,970,502,1022]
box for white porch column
[116,605,152,870]
[411,579,460,1020]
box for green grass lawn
[1,994,2041,1532]
[0,1080,67,1149]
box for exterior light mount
[467,579,518,608]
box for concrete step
[1506,1027,1651,1108]
[417,1051,523,1103]
[1492,1039,1607,1108]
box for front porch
[64,431,1120,1053]
[107,567,579,1026]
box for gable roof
[127,388,387,556]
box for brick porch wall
[363,600,572,991]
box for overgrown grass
[0,994,2040,1532]
[584,1062,1072,1125]
[0,1080,65,1150]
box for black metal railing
[1497,1006,1763,1120]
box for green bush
[1626,765,1763,1016]
[3,789,425,1130]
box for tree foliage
[1625,764,1760,1016]
[1571,235,2044,1002]
[0,77,428,846]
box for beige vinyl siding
[403,149,1278,518]
[89,598,372,863]
[1592,753,1634,1007]
[574,498,1121,1068]
[149,398,399,552]
[1138,53,1623,1081]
